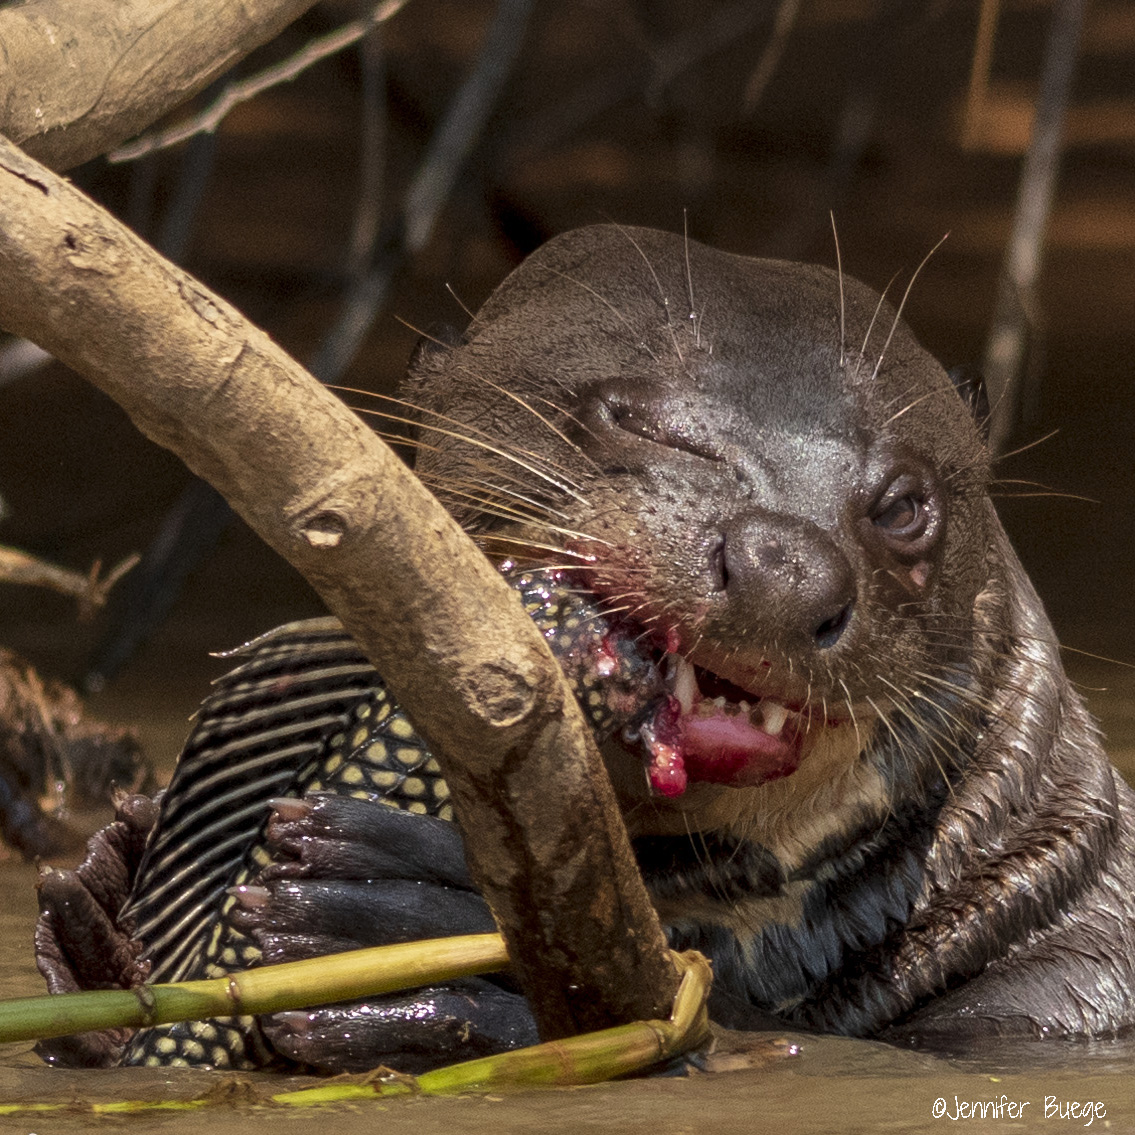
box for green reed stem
[0,943,710,1115]
[0,932,509,1044]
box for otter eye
[873,494,922,535]
[597,393,722,461]
[868,470,939,550]
[606,402,666,444]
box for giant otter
[35,225,1135,1071]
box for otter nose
[713,512,857,651]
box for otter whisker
[853,272,898,379]
[350,401,583,498]
[838,678,862,754]
[990,428,1060,464]
[682,210,703,350]
[830,211,846,369]
[871,689,954,792]
[529,394,605,449]
[511,563,614,579]
[475,535,599,561]
[611,222,686,364]
[444,282,476,320]
[429,473,578,522]
[335,385,590,490]
[392,315,456,351]
[462,371,601,473]
[352,405,591,507]
[992,490,1099,502]
[878,676,976,754]
[882,387,944,428]
[421,479,572,525]
[871,233,948,381]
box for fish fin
[121,618,380,982]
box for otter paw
[261,793,472,887]
[229,874,497,964]
[234,791,492,963]
[262,980,538,1074]
[33,793,157,1067]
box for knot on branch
[285,478,365,553]
[297,511,347,549]
[178,278,234,328]
[62,226,120,275]
[464,658,543,730]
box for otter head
[406,225,993,834]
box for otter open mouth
[636,654,805,798]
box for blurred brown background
[0,0,1132,765]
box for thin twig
[0,546,139,620]
[510,1,767,156]
[109,0,412,163]
[403,0,533,251]
[741,0,803,114]
[308,0,534,381]
[962,0,1001,148]
[983,0,1085,453]
[344,20,388,283]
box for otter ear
[947,365,990,440]
[399,325,464,470]
[407,323,462,381]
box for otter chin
[33,224,1135,1073]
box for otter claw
[266,797,312,821]
[227,884,271,909]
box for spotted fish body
[120,564,664,1068]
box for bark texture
[0,0,320,171]
[0,136,679,1039]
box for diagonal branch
[108,0,412,164]
[0,0,322,172]
[0,134,680,1041]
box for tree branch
[0,546,138,620]
[108,0,411,164]
[0,0,322,172]
[0,135,680,1039]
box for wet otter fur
[36,225,1135,1069]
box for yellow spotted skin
[123,686,450,1068]
[120,566,664,1068]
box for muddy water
[3,923,1135,1135]
[0,672,1133,1132]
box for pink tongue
[643,698,802,796]
[678,708,801,787]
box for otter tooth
[671,655,697,714]
[761,700,789,737]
